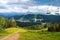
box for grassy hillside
[0,28,60,40]
[0,28,20,39]
[0,30,9,39]
[19,31,60,40]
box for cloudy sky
[0,0,60,15]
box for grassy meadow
[0,17,60,40]
[0,28,20,39]
[0,28,60,40]
[19,31,60,40]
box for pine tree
[4,18,9,28]
[0,17,6,30]
[9,17,17,27]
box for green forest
[0,16,60,31]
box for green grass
[0,27,27,39]
[0,30,10,39]
[0,28,60,40]
[0,28,20,39]
[19,31,60,40]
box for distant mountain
[0,12,24,19]
[0,13,60,23]
[17,14,60,23]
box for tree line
[48,23,60,32]
[0,17,17,30]
[0,16,60,32]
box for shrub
[48,23,60,32]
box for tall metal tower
[34,14,37,22]
[34,14,43,22]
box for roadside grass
[0,27,20,39]
[19,29,60,40]
[0,30,9,39]
[0,27,27,39]
[4,28,20,33]
[18,27,27,32]
[0,27,60,40]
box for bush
[9,17,17,27]
[48,23,60,32]
[0,17,18,31]
[0,17,7,30]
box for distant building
[29,18,44,23]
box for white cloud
[0,0,60,15]
[20,0,30,2]
[0,5,59,15]
[0,0,8,4]
[28,6,59,15]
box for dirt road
[0,32,20,40]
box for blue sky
[0,0,60,15]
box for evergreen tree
[9,17,17,27]
[48,23,60,32]
[4,18,9,28]
[0,17,6,30]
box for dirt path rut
[0,32,20,40]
